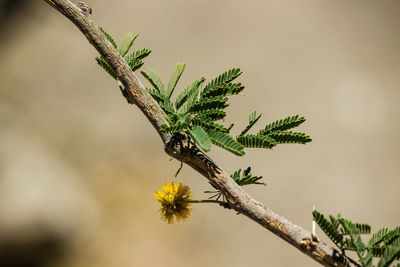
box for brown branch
[42,1,359,266]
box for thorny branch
[43,1,360,266]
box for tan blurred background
[0,0,399,266]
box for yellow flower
[154,182,192,224]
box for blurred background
[0,0,399,266]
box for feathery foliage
[96,28,151,80]
[138,64,311,155]
[175,78,205,111]
[141,70,165,92]
[259,115,306,135]
[166,63,185,98]
[95,57,116,79]
[312,210,344,247]
[239,111,262,137]
[236,113,310,148]
[118,32,138,56]
[237,134,277,149]
[231,167,265,186]
[99,27,117,49]
[207,166,264,200]
[313,209,400,267]
[207,130,245,156]
[125,48,151,71]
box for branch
[42,1,359,266]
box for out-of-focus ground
[0,1,399,266]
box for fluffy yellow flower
[154,182,192,224]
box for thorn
[174,161,183,177]
[118,80,133,104]
[76,2,92,15]
[312,205,317,237]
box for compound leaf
[125,48,151,71]
[313,210,343,247]
[95,57,116,79]
[239,111,262,136]
[194,109,226,122]
[118,32,138,56]
[192,118,229,133]
[208,130,245,156]
[176,78,205,112]
[99,27,117,49]
[166,63,185,99]
[267,130,312,144]
[237,134,277,149]
[141,70,165,93]
[231,167,264,186]
[377,240,400,267]
[259,115,306,135]
[202,82,244,98]
[203,68,242,95]
[190,96,228,113]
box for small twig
[189,199,227,205]
[42,1,358,266]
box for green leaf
[339,218,368,264]
[166,63,185,99]
[203,68,242,95]
[360,251,374,267]
[312,212,400,267]
[312,210,343,248]
[267,130,312,144]
[340,219,371,235]
[189,126,212,152]
[259,115,306,135]
[341,240,357,251]
[377,240,400,267]
[160,121,188,134]
[128,59,145,72]
[207,130,245,156]
[225,82,245,95]
[194,109,226,121]
[237,134,277,149]
[352,234,366,251]
[231,167,264,186]
[95,57,116,79]
[99,27,117,49]
[147,87,175,114]
[125,48,151,62]
[161,113,192,134]
[384,227,400,245]
[202,82,244,98]
[141,70,165,92]
[190,96,228,113]
[157,100,175,115]
[118,32,138,56]
[124,48,151,71]
[329,215,341,232]
[175,78,205,111]
[372,246,387,258]
[239,111,262,136]
[192,118,229,133]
